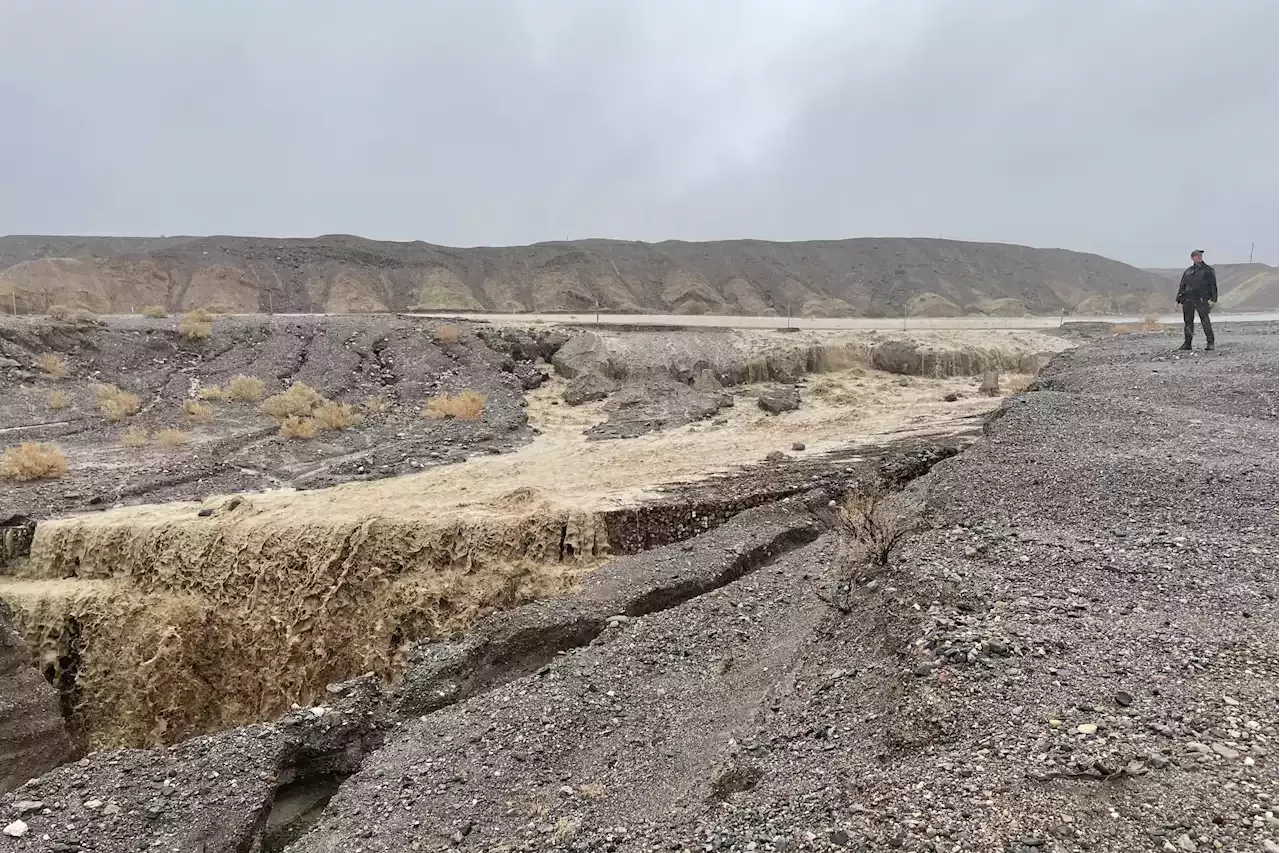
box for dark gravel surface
[0,315,535,519]
[282,330,1277,852]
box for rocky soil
[0,234,1181,318]
[1,327,1273,851]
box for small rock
[84,799,103,809]
[765,451,789,464]
[943,392,960,402]
[791,442,806,452]
[828,829,850,846]
[11,802,42,815]
[758,386,800,414]
[1175,833,1197,852]
[1076,723,1098,735]
[1210,743,1240,759]
[2,821,28,838]
[1114,690,1133,707]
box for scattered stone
[765,451,789,464]
[2,820,28,838]
[564,370,620,405]
[943,391,961,402]
[1076,723,1098,735]
[1114,690,1133,707]
[758,386,800,414]
[1210,743,1240,759]
[791,442,806,452]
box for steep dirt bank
[0,234,1172,318]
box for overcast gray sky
[1,0,1276,266]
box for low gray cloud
[1,0,1275,266]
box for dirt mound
[0,234,1173,317]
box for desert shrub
[184,400,214,423]
[70,308,102,325]
[424,390,485,421]
[121,428,149,447]
[197,385,228,401]
[262,382,323,419]
[0,442,68,481]
[37,353,68,379]
[436,324,459,344]
[278,415,318,439]
[48,304,73,321]
[179,312,213,341]
[47,390,71,410]
[312,401,362,431]
[361,395,393,415]
[97,385,140,422]
[227,374,265,401]
[154,428,189,448]
[1141,314,1164,332]
[837,484,926,568]
[185,307,215,323]
[140,305,168,319]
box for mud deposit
[0,319,1065,752]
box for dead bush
[279,415,318,439]
[197,385,228,401]
[361,395,393,415]
[424,389,485,421]
[70,308,102,326]
[140,305,168,319]
[185,308,215,323]
[179,313,213,341]
[48,304,73,321]
[0,442,68,481]
[312,401,362,431]
[47,390,71,410]
[1141,314,1165,332]
[837,484,926,568]
[121,428,149,447]
[227,375,265,401]
[436,324,459,344]
[154,428,189,448]
[262,382,323,420]
[97,385,140,422]
[37,353,68,379]
[184,400,214,423]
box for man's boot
[1179,339,1193,351]
[1205,341,1215,351]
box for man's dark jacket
[1176,262,1218,303]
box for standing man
[1175,249,1217,351]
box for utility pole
[1249,242,1255,263]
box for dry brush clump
[435,324,460,344]
[121,428,149,448]
[96,384,140,422]
[261,382,324,420]
[140,305,168,319]
[183,400,214,423]
[313,401,362,431]
[179,309,214,341]
[197,385,228,401]
[154,428,189,448]
[227,374,265,401]
[46,390,71,410]
[838,484,927,568]
[278,415,318,439]
[47,304,73,322]
[37,352,68,379]
[362,395,393,415]
[0,442,68,480]
[424,389,486,421]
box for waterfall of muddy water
[0,329,1070,748]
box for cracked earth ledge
[2,326,1277,852]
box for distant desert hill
[0,234,1175,317]
[1145,263,1279,312]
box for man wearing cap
[1175,249,1217,351]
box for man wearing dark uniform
[1175,249,1217,351]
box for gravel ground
[284,329,1277,852]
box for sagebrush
[184,400,214,423]
[362,395,393,415]
[436,324,460,344]
[312,401,362,431]
[46,390,71,410]
[227,375,265,401]
[97,385,140,422]
[0,442,68,480]
[197,385,228,401]
[262,383,323,419]
[121,428,149,447]
[837,484,926,567]
[140,305,168,319]
[179,310,213,341]
[38,353,68,378]
[424,390,485,421]
[154,428,189,448]
[279,415,318,439]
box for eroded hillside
[0,234,1174,318]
